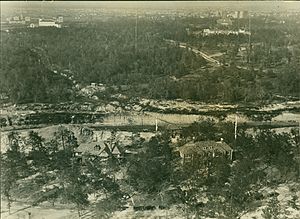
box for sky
[1,1,300,12]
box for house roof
[75,142,103,156]
[178,140,232,156]
[75,141,123,158]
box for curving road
[179,43,222,66]
[165,39,222,66]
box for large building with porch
[176,140,233,165]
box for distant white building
[57,16,63,23]
[90,83,97,87]
[29,18,39,28]
[8,16,25,24]
[38,19,61,28]
[29,23,37,28]
[202,28,251,36]
[13,16,20,21]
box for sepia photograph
[0,1,300,218]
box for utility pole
[234,114,238,140]
[248,13,251,68]
[298,121,300,181]
[134,9,138,77]
[231,113,238,161]
[0,109,2,192]
[135,9,138,54]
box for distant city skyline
[1,1,300,12]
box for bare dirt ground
[110,207,185,219]
[240,182,300,219]
[1,200,79,219]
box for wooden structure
[177,140,233,165]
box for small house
[177,140,233,165]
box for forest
[1,17,299,104]
[1,122,299,218]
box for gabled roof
[75,141,123,158]
[178,140,232,156]
[75,142,103,156]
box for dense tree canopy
[1,17,299,104]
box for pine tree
[262,197,280,219]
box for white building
[38,19,61,28]
[13,16,20,21]
[29,23,37,28]
[202,28,251,36]
[8,16,25,24]
[57,16,63,23]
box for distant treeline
[1,17,299,104]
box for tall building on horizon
[57,16,63,23]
